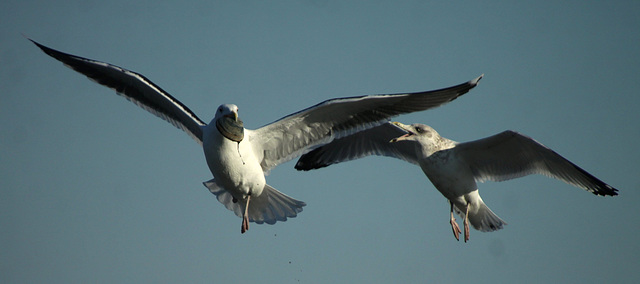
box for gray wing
[294,122,419,170]
[455,130,618,196]
[30,39,206,145]
[251,75,483,172]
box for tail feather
[455,200,506,232]
[203,179,306,225]
[204,179,243,218]
[255,184,306,224]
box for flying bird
[295,122,618,242]
[29,39,483,233]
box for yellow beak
[389,122,412,143]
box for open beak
[389,122,414,143]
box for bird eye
[415,127,423,133]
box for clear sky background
[2,1,639,283]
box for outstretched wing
[251,75,483,172]
[30,39,206,144]
[456,130,618,196]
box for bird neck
[420,137,456,157]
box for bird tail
[252,184,307,224]
[456,200,506,232]
[203,179,306,224]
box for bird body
[205,136,265,200]
[417,138,506,234]
[203,113,266,201]
[394,123,507,236]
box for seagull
[295,122,618,241]
[29,39,483,234]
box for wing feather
[253,75,483,171]
[456,131,618,196]
[30,39,206,144]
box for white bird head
[214,104,239,121]
[214,104,244,142]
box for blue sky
[2,1,639,283]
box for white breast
[202,124,266,199]
[421,150,477,199]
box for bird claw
[450,218,462,241]
[241,195,251,234]
[241,216,249,234]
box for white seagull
[295,122,618,241]
[30,39,483,233]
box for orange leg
[449,201,461,241]
[463,204,470,243]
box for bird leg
[464,204,470,243]
[449,201,461,241]
[241,195,251,234]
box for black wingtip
[26,37,54,57]
[294,160,330,171]
[26,37,78,64]
[595,185,618,197]
[567,158,620,197]
[25,37,46,51]
[294,150,331,171]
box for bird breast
[421,150,477,199]
[203,126,266,199]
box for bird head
[214,104,244,142]
[389,122,438,143]
[215,104,239,121]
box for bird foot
[241,215,249,234]
[450,217,462,241]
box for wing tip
[294,159,329,171]
[26,37,70,62]
[471,74,484,86]
[593,184,619,196]
[26,37,47,51]
[294,147,332,171]
[26,37,47,53]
